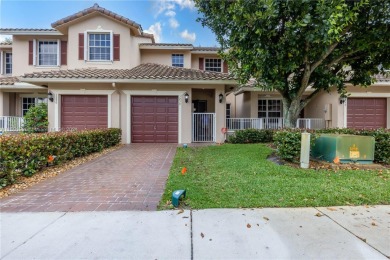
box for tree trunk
[282,98,302,128]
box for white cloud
[180,29,196,42]
[144,22,163,43]
[169,18,180,29]
[173,0,195,9]
[155,0,195,17]
[165,10,176,17]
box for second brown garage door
[61,95,108,130]
[131,96,178,143]
[347,98,387,129]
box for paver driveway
[0,144,177,212]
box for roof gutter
[0,30,63,36]
[19,78,238,85]
[139,45,194,50]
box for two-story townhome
[0,3,236,143]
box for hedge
[274,128,389,164]
[228,129,274,143]
[228,128,389,164]
[0,128,121,188]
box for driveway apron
[0,144,177,212]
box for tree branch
[310,25,352,73]
[301,87,323,108]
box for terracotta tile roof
[192,47,220,52]
[0,77,19,85]
[0,28,57,32]
[140,43,193,47]
[21,63,236,81]
[51,3,142,31]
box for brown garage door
[131,96,178,143]
[61,95,108,130]
[347,98,387,129]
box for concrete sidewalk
[1,206,389,259]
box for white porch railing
[192,113,216,142]
[226,118,284,131]
[296,118,325,129]
[0,116,24,132]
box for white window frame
[172,54,184,67]
[84,29,113,62]
[204,58,222,72]
[4,51,12,75]
[258,98,283,118]
[33,39,60,67]
[21,96,48,116]
[0,51,3,75]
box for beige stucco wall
[11,14,153,77]
[0,91,9,116]
[47,82,226,144]
[67,14,150,70]
[304,90,340,128]
[12,35,68,76]
[141,49,191,68]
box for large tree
[195,0,390,127]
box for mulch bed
[0,145,123,199]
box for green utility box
[312,134,375,164]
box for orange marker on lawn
[181,167,187,175]
[333,156,340,164]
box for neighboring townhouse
[0,4,236,143]
[226,75,389,130]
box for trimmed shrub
[273,129,317,163]
[0,128,121,188]
[23,103,49,133]
[228,129,274,143]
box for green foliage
[23,103,48,133]
[195,0,390,127]
[0,128,121,188]
[273,128,389,164]
[228,129,274,143]
[273,129,317,163]
[160,144,389,209]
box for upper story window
[5,52,12,74]
[88,33,111,61]
[38,40,58,66]
[205,58,222,72]
[172,54,184,67]
[1,52,12,75]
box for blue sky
[0,0,219,46]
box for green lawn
[159,144,389,209]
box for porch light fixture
[219,93,224,103]
[48,91,54,102]
[184,92,189,103]
[339,96,347,104]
